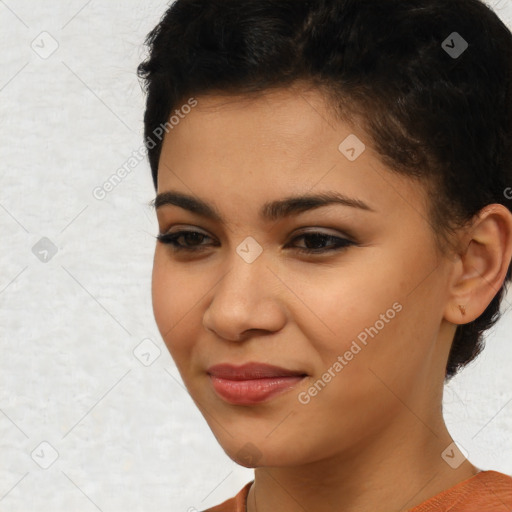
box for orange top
[203,470,512,512]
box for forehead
[156,86,430,225]
[164,85,338,147]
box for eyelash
[156,230,355,254]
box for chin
[218,436,301,468]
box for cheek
[151,253,173,335]
[295,247,437,376]
[151,251,200,359]
[292,268,401,353]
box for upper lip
[207,362,307,380]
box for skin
[151,83,512,512]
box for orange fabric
[203,481,252,512]
[202,470,512,512]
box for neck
[247,411,479,512]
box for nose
[202,246,287,342]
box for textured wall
[1,1,511,510]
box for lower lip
[209,375,305,405]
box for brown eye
[286,232,355,254]
[156,229,355,255]
[156,230,215,251]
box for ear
[444,204,512,325]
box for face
[151,85,457,468]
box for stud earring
[458,304,466,316]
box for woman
[137,0,512,510]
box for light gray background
[1,1,511,511]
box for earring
[458,305,466,316]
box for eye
[286,231,355,254]
[156,229,355,254]
[156,230,215,252]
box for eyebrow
[149,190,376,222]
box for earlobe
[444,204,512,326]
[446,302,470,326]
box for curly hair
[137,0,512,380]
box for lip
[207,362,307,405]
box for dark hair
[137,0,512,380]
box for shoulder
[202,481,254,512]
[409,470,512,512]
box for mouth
[207,362,308,405]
